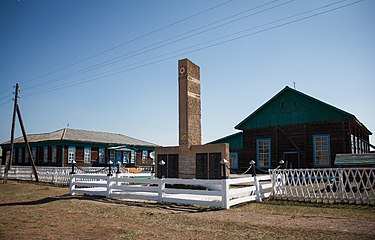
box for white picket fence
[70,173,273,209]
[269,168,375,205]
[0,165,126,185]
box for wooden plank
[111,185,158,193]
[73,181,107,187]
[165,188,221,196]
[228,195,257,207]
[110,193,159,201]
[162,197,222,208]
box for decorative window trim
[313,134,331,167]
[84,147,91,164]
[142,150,148,164]
[68,146,76,164]
[256,138,272,168]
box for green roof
[235,86,371,134]
[209,132,243,149]
[334,153,375,166]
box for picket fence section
[0,166,147,186]
[70,173,272,209]
[269,168,375,205]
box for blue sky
[0,0,374,147]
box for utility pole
[16,104,39,182]
[3,83,19,183]
[3,83,39,183]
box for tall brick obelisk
[178,58,201,147]
[155,58,229,179]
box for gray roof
[1,128,158,147]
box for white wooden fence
[0,165,120,185]
[70,174,273,209]
[269,168,375,205]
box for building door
[283,152,300,169]
[196,153,208,179]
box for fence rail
[70,173,272,209]
[269,168,375,205]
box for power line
[19,0,235,87]
[0,100,12,108]
[0,94,13,102]
[0,86,13,97]
[22,0,286,92]
[22,0,364,98]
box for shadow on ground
[0,194,221,213]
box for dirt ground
[0,181,374,240]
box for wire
[22,0,286,92]
[0,94,12,102]
[19,0,235,87]
[0,86,13,97]
[22,0,365,98]
[0,100,12,108]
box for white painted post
[158,178,165,203]
[281,171,286,195]
[254,175,262,202]
[106,175,113,198]
[69,174,76,195]
[221,179,230,209]
[338,169,344,202]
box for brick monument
[155,59,229,179]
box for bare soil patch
[1,180,374,240]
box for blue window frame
[68,146,76,163]
[313,135,330,167]
[256,138,271,168]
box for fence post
[338,169,344,203]
[158,178,165,203]
[221,179,230,209]
[69,174,76,195]
[106,175,113,198]
[254,175,263,202]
